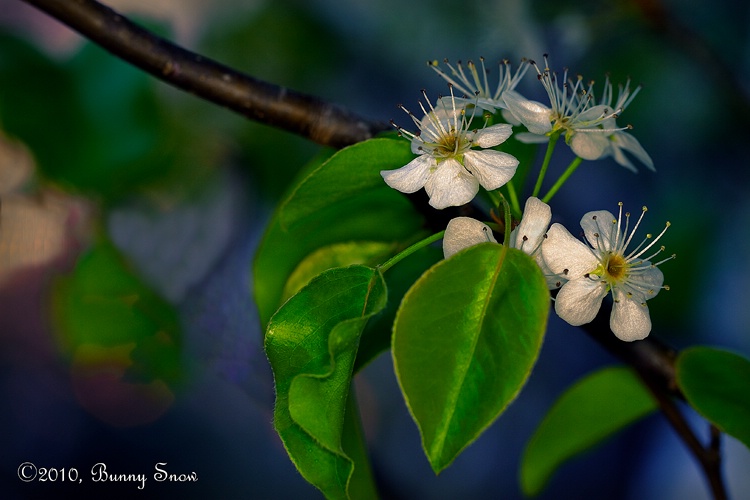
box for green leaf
[282,241,398,302]
[254,137,424,328]
[279,137,415,228]
[51,239,182,386]
[676,346,750,448]
[282,240,435,373]
[265,265,385,499]
[520,365,658,497]
[392,244,549,473]
[355,245,443,372]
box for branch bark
[582,306,727,500]
[20,0,390,149]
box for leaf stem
[531,133,559,198]
[500,193,512,245]
[378,231,445,273]
[541,156,583,203]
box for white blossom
[501,56,653,171]
[381,87,519,209]
[509,196,551,258]
[509,197,559,289]
[443,217,497,258]
[592,76,654,172]
[443,198,557,289]
[542,203,673,341]
[429,57,530,112]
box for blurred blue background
[0,0,748,498]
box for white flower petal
[443,217,497,258]
[570,132,609,160]
[612,131,655,171]
[381,154,433,193]
[424,159,478,209]
[538,255,565,290]
[574,104,611,126]
[610,290,652,341]
[515,132,549,144]
[542,223,598,279]
[473,123,513,148]
[629,264,665,299]
[501,90,553,135]
[501,108,521,126]
[579,210,617,251]
[511,196,551,255]
[555,277,607,326]
[463,150,519,191]
[410,138,425,155]
[475,97,503,112]
[610,143,638,173]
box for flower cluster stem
[500,193,512,245]
[505,179,522,220]
[531,133,560,198]
[378,231,445,273]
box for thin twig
[19,0,390,148]
[582,306,727,500]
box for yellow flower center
[603,252,628,282]
[434,130,469,158]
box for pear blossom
[542,203,673,341]
[442,198,557,288]
[381,86,519,209]
[443,216,497,258]
[501,56,653,170]
[428,57,530,112]
[508,196,552,260]
[591,76,654,172]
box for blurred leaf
[254,137,425,328]
[392,243,549,473]
[62,37,181,200]
[200,3,349,199]
[265,265,384,499]
[676,346,750,448]
[520,365,658,497]
[0,33,83,183]
[0,29,193,202]
[52,239,182,386]
[201,2,345,91]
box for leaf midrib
[429,244,508,463]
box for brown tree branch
[19,0,390,149]
[582,306,727,500]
